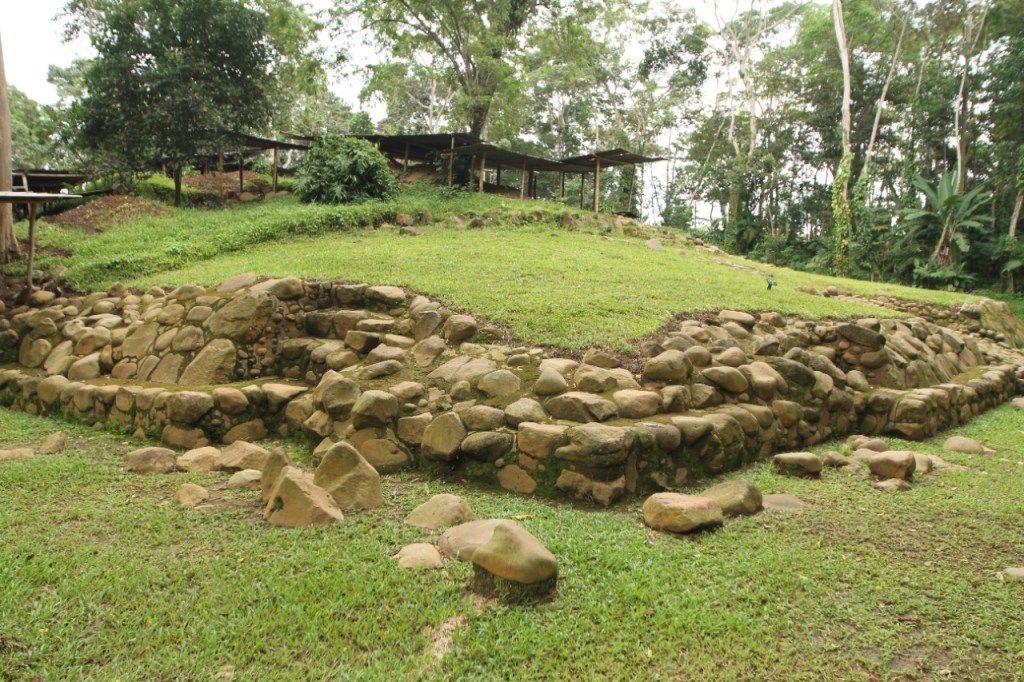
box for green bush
[297,135,397,204]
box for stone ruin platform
[1,273,1022,505]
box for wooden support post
[529,171,535,199]
[559,172,565,200]
[519,162,526,199]
[593,160,601,212]
[218,153,225,199]
[496,163,502,187]
[25,202,35,295]
[627,163,636,212]
[447,136,455,187]
[272,146,279,192]
[478,153,487,193]
[579,173,585,209]
[403,143,410,176]
[238,152,244,193]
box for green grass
[2,406,1023,680]
[19,184,986,350]
[127,221,978,350]
[29,185,585,293]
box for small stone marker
[125,446,176,473]
[396,543,443,570]
[773,452,823,477]
[174,483,210,506]
[642,493,723,533]
[943,436,994,454]
[761,494,807,512]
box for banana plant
[898,172,991,267]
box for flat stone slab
[762,494,807,512]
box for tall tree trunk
[0,31,19,264]
[862,13,908,179]
[953,4,989,192]
[831,0,853,276]
[1009,191,1023,293]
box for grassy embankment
[27,183,981,351]
[1,405,1022,680]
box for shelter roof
[453,143,593,173]
[11,170,88,193]
[560,148,665,167]
[356,133,481,159]
[224,132,309,151]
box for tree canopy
[64,0,286,205]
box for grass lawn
[12,185,989,351]
[2,406,1023,680]
[127,221,978,351]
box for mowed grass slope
[1,406,1023,680]
[23,184,981,350]
[128,221,977,350]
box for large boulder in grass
[701,480,763,517]
[773,452,823,477]
[859,450,917,480]
[312,442,384,511]
[176,446,220,473]
[216,440,271,472]
[943,436,994,454]
[469,520,558,587]
[396,543,443,570]
[125,446,176,474]
[174,483,210,507]
[263,466,343,528]
[260,448,293,504]
[438,519,505,560]
[642,493,723,533]
[404,493,477,530]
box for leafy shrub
[297,135,397,204]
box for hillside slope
[27,186,988,351]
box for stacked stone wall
[1,276,1022,505]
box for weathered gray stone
[174,483,210,506]
[469,520,558,585]
[263,466,343,528]
[504,398,547,427]
[642,350,692,383]
[396,543,443,570]
[555,470,625,506]
[478,370,521,398]
[405,493,477,530]
[167,391,214,425]
[773,452,823,476]
[177,446,220,473]
[206,291,276,342]
[227,469,263,491]
[350,390,400,429]
[421,412,466,462]
[313,442,384,511]
[178,339,236,385]
[217,441,271,472]
[642,493,723,533]
[943,436,993,454]
[125,446,176,474]
[461,431,514,461]
[701,480,762,516]
[554,424,633,467]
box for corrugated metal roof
[561,148,665,166]
[453,143,593,173]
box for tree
[9,88,56,169]
[65,0,279,206]
[0,30,17,264]
[331,0,550,138]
